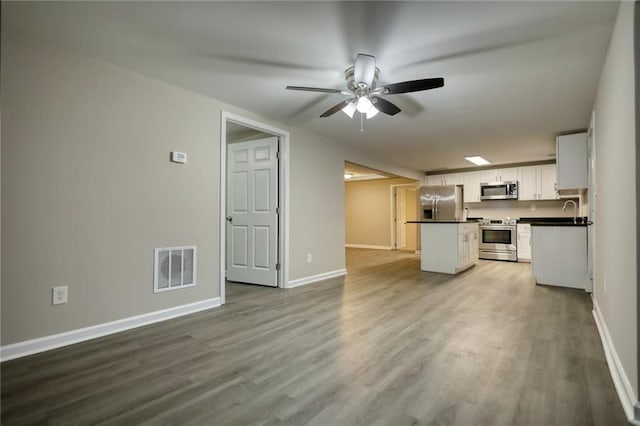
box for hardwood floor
[1,248,627,425]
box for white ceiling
[4,1,619,173]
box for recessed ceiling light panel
[464,156,491,166]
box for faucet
[562,200,578,224]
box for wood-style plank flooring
[1,249,627,425]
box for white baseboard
[345,244,393,250]
[1,297,221,362]
[287,269,347,289]
[592,301,640,424]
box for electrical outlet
[306,253,312,263]
[52,286,68,305]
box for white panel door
[227,137,278,286]
[396,188,407,248]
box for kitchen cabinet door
[462,171,481,203]
[557,133,587,189]
[426,173,461,186]
[457,233,466,266]
[479,168,518,183]
[471,230,479,261]
[444,173,463,186]
[499,167,518,182]
[517,224,531,261]
[517,166,538,201]
[479,170,499,183]
[538,164,558,200]
[426,175,439,186]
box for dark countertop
[406,221,479,224]
[519,216,591,226]
[530,222,591,227]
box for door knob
[226,216,232,223]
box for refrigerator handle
[434,197,439,218]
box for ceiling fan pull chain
[360,113,364,132]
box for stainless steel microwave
[480,181,518,200]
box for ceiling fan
[286,53,444,119]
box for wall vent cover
[154,246,197,293]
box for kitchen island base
[418,222,478,274]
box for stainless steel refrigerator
[419,185,464,221]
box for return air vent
[154,246,197,293]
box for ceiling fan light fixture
[356,96,373,113]
[342,101,357,118]
[366,106,379,119]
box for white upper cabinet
[463,171,481,203]
[517,166,538,201]
[479,167,518,183]
[426,173,462,186]
[517,164,558,201]
[556,133,587,189]
[538,164,557,200]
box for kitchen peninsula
[530,219,591,290]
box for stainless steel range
[479,219,517,261]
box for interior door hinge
[276,263,281,271]
[276,151,280,159]
[276,207,280,215]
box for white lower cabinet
[420,222,478,274]
[517,223,531,262]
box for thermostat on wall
[171,151,187,164]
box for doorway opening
[391,184,419,252]
[344,161,419,254]
[220,112,289,304]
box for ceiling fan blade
[354,54,376,87]
[320,100,350,118]
[383,78,444,94]
[286,86,343,94]
[372,97,401,116]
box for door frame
[390,183,418,250]
[587,110,597,296]
[220,111,290,304]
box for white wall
[592,1,637,418]
[465,199,576,220]
[1,32,423,347]
[345,178,417,249]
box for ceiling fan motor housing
[345,65,380,91]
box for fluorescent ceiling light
[344,173,354,179]
[464,156,491,166]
